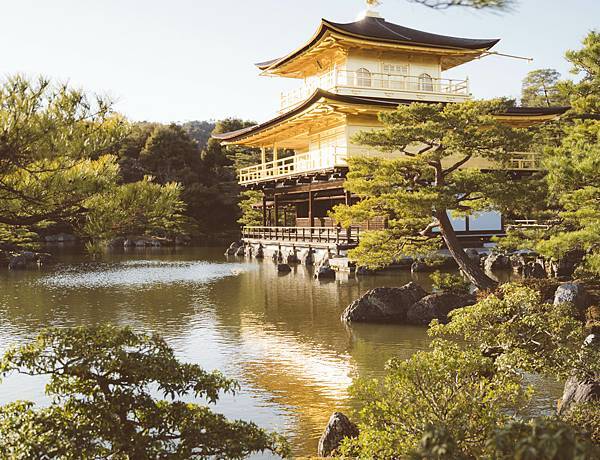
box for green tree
[525,32,600,276]
[338,340,531,458]
[333,99,531,290]
[486,417,600,460]
[430,283,596,380]
[521,69,570,107]
[0,325,288,459]
[0,76,185,245]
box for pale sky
[2,0,598,124]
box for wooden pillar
[308,190,314,227]
[273,194,279,227]
[345,191,351,206]
[262,194,267,226]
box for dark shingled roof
[257,16,499,70]
[326,17,500,50]
[213,90,569,143]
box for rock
[315,264,336,280]
[341,282,427,323]
[34,253,53,266]
[286,250,299,264]
[465,248,480,262]
[406,292,475,325]
[174,235,191,246]
[558,376,600,416]
[255,245,264,259]
[272,249,283,263]
[124,239,135,248]
[315,254,335,280]
[356,266,376,276]
[224,241,240,256]
[554,282,590,310]
[107,237,126,248]
[554,249,586,279]
[277,263,291,273]
[8,254,28,270]
[299,248,314,266]
[234,245,246,257]
[510,254,528,275]
[411,260,429,273]
[484,253,511,272]
[584,334,599,347]
[523,261,546,279]
[317,412,359,457]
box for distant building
[214,4,567,254]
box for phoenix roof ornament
[358,0,383,19]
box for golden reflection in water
[0,247,562,458]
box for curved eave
[212,89,403,145]
[256,18,499,74]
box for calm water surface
[0,247,563,457]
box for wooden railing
[280,69,470,112]
[238,146,348,185]
[508,152,542,170]
[239,148,543,185]
[242,226,360,246]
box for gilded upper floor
[256,15,499,112]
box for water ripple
[40,260,252,289]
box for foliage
[486,417,600,460]
[562,402,600,445]
[238,190,263,226]
[113,118,260,239]
[82,177,186,240]
[338,340,530,459]
[0,325,288,459]
[333,99,531,289]
[0,75,187,245]
[430,284,596,380]
[521,69,570,107]
[527,32,600,276]
[430,270,471,295]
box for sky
[1,0,598,124]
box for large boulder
[341,282,427,323]
[234,245,246,257]
[406,292,475,325]
[558,376,600,416]
[317,412,359,457]
[484,252,511,272]
[554,282,590,310]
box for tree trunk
[435,209,497,291]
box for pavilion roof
[256,16,500,74]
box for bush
[0,325,288,459]
[562,402,600,446]
[430,270,471,295]
[338,340,530,459]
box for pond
[0,247,563,457]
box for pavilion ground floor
[243,176,510,255]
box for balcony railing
[242,226,360,246]
[280,69,470,112]
[239,146,348,185]
[239,149,543,185]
